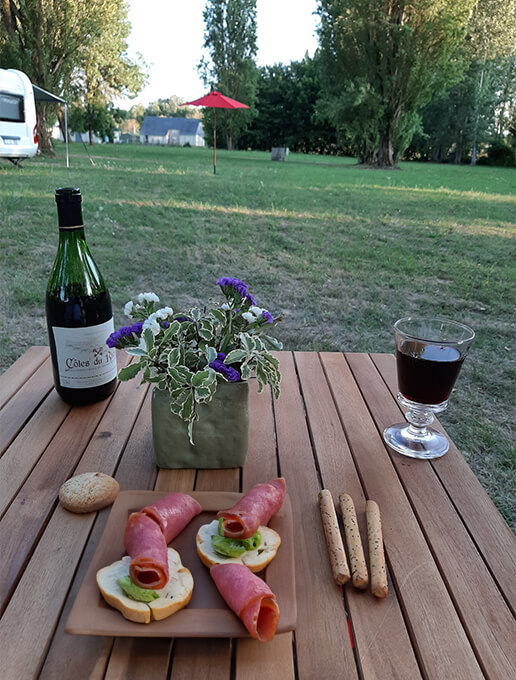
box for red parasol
[183,91,249,174]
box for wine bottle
[46,187,117,405]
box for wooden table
[0,347,515,679]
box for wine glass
[383,317,475,459]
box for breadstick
[318,489,350,585]
[339,493,368,589]
[366,500,388,598]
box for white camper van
[0,68,38,164]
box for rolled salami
[210,563,280,641]
[141,492,202,543]
[123,512,169,589]
[217,478,286,539]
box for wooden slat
[347,353,516,677]
[0,400,111,615]
[169,639,231,680]
[243,382,279,488]
[297,352,421,680]
[325,352,484,680]
[39,388,157,680]
[0,373,148,677]
[0,346,49,409]
[371,352,516,613]
[235,380,295,680]
[0,391,70,518]
[236,635,295,679]
[272,352,359,680]
[104,638,173,680]
[0,357,53,456]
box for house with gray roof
[139,116,205,147]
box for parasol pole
[213,108,217,174]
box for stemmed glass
[383,317,475,460]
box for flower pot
[151,381,249,469]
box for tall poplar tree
[317,0,474,167]
[199,0,258,149]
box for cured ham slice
[217,478,286,539]
[141,493,202,543]
[210,563,279,641]
[123,512,169,589]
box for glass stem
[406,407,434,436]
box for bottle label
[52,318,117,389]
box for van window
[0,92,25,123]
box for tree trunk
[57,109,68,142]
[226,130,233,151]
[470,52,487,166]
[377,125,395,168]
[88,127,93,145]
[454,132,463,164]
[35,103,55,156]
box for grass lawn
[1,143,514,529]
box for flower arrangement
[107,278,282,443]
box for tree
[199,0,259,149]
[461,0,516,163]
[65,2,146,145]
[144,96,198,119]
[0,0,146,152]
[68,102,126,143]
[408,57,514,163]
[240,56,340,153]
[317,0,474,167]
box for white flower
[137,292,160,304]
[142,313,161,336]
[155,306,173,320]
[249,306,263,317]
[221,303,230,311]
[242,312,255,323]
[124,301,134,318]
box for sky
[118,0,320,108]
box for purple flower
[106,331,121,348]
[244,293,257,306]
[210,356,241,382]
[217,277,248,298]
[262,309,274,324]
[106,322,143,348]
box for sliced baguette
[96,548,193,624]
[196,520,281,572]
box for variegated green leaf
[125,347,146,356]
[143,327,154,350]
[167,347,181,368]
[192,369,211,387]
[117,362,142,381]
[225,349,248,364]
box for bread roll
[196,520,281,572]
[96,548,194,624]
[59,472,119,513]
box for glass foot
[383,423,449,459]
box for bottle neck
[57,200,83,230]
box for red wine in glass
[396,342,464,405]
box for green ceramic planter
[151,381,249,469]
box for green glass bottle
[46,187,117,405]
